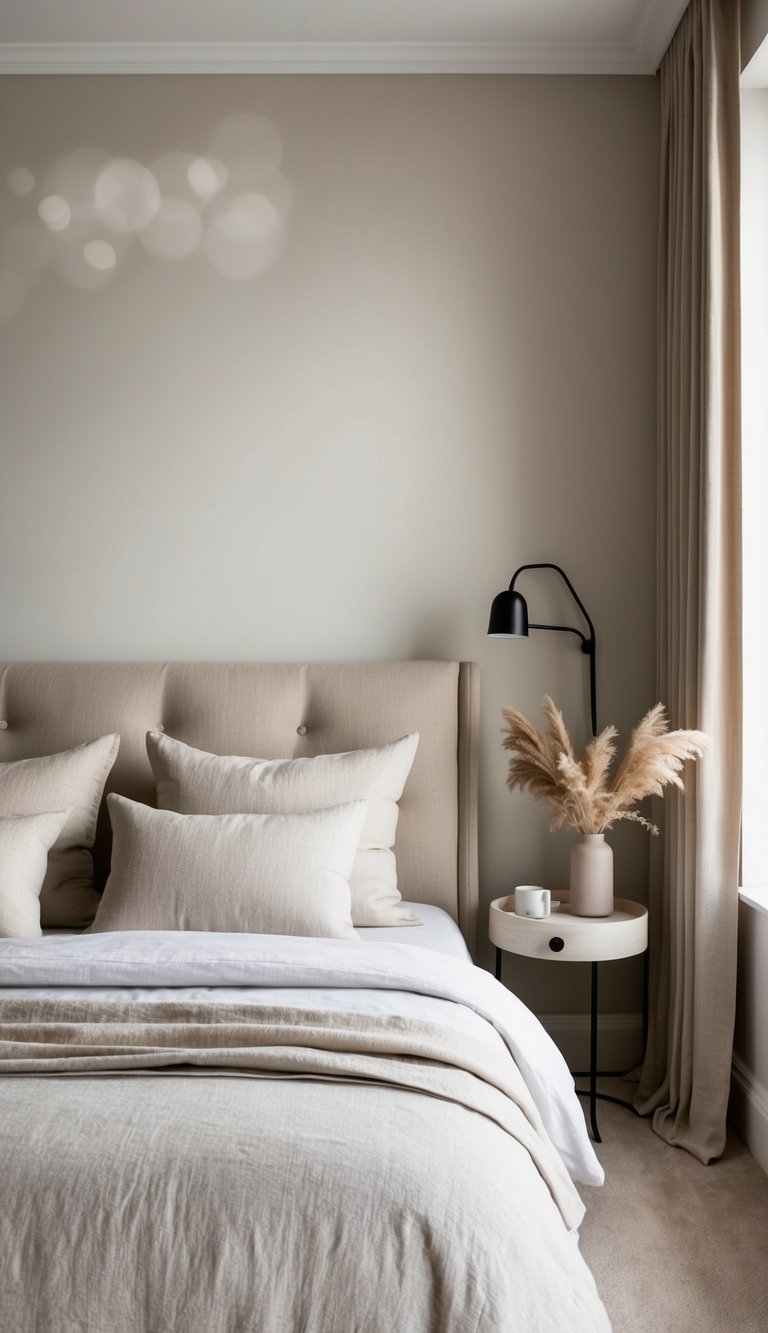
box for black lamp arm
[510,563,598,736]
[509,563,596,644]
[528,622,590,645]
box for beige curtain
[635,0,742,1163]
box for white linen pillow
[146,731,420,928]
[89,794,366,939]
[0,811,70,938]
[0,735,120,928]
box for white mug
[515,886,551,918]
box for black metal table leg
[642,947,650,1052]
[575,955,645,1135]
[495,947,502,981]
[589,961,601,1143]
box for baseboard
[730,1054,768,1178]
[540,1013,644,1072]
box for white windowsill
[738,886,768,917]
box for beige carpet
[578,1080,768,1333]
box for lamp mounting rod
[510,563,598,736]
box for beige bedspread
[0,998,610,1332]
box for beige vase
[569,833,614,917]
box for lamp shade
[487,588,529,638]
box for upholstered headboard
[0,661,480,953]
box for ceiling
[0,1,688,74]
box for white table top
[489,894,648,963]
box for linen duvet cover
[0,925,609,1333]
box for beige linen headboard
[0,661,480,953]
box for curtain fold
[635,0,742,1163]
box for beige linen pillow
[0,735,120,928]
[89,794,366,939]
[0,811,70,938]
[147,731,420,928]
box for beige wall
[0,75,659,1029]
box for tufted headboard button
[0,720,8,730]
[296,724,307,736]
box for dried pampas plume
[502,697,708,835]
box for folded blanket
[0,930,603,1186]
[0,996,582,1232]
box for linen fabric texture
[0,811,69,937]
[0,932,608,1331]
[636,0,742,1163]
[0,1017,608,1333]
[90,794,366,939]
[147,729,420,927]
[0,735,119,928]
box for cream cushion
[147,731,420,928]
[90,794,366,939]
[0,811,70,938]
[0,735,120,928]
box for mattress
[358,902,472,959]
[40,903,472,960]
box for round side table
[489,894,648,1142]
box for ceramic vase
[569,833,613,917]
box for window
[741,84,768,890]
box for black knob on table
[548,937,565,953]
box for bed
[0,660,609,1333]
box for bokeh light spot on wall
[229,192,281,240]
[95,159,161,234]
[7,167,35,197]
[83,239,117,271]
[0,269,26,321]
[187,156,228,199]
[0,112,289,316]
[38,195,72,231]
[54,228,123,290]
[204,193,282,281]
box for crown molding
[0,39,660,76]
[633,0,688,71]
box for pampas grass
[502,697,708,835]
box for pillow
[89,794,366,939]
[0,735,120,928]
[0,811,70,938]
[147,731,420,928]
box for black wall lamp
[487,562,598,737]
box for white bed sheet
[43,902,471,958]
[358,902,471,959]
